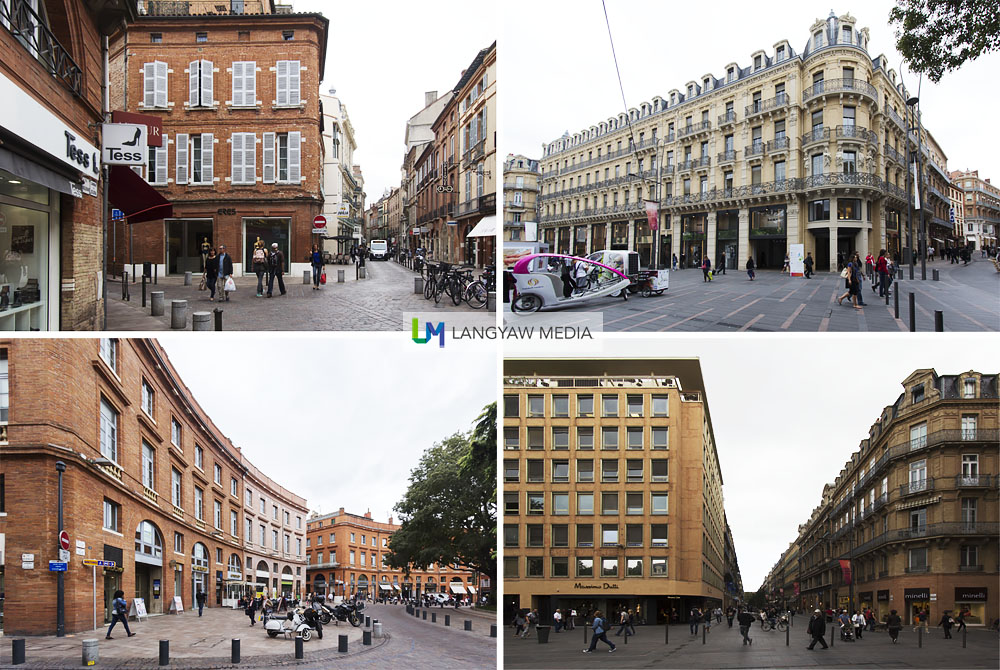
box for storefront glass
[955,587,988,624]
[681,213,707,267]
[610,222,628,250]
[633,222,652,268]
[0,170,52,330]
[166,219,213,274]
[716,210,739,269]
[591,223,607,251]
[243,218,290,274]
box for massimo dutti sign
[573,583,620,590]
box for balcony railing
[503,181,540,192]
[886,105,906,131]
[718,111,736,126]
[803,172,882,189]
[462,139,487,168]
[803,78,878,103]
[745,92,789,118]
[744,142,765,158]
[884,144,904,164]
[836,125,878,144]
[717,150,736,163]
[767,137,790,153]
[899,478,934,497]
[801,127,831,145]
[955,474,992,488]
[457,192,496,217]
[904,565,930,574]
[677,120,711,139]
[660,178,802,207]
[1,0,83,97]
[959,564,984,572]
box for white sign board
[789,243,805,277]
[102,123,147,165]
[22,561,34,569]
[59,548,71,562]
[337,202,351,217]
[524,221,538,242]
[130,597,148,620]
[169,596,184,613]
[76,540,86,556]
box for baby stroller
[839,620,855,642]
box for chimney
[364,509,372,519]
[424,91,437,108]
[338,507,345,515]
[388,516,393,526]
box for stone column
[738,208,750,267]
[829,224,839,272]
[706,211,718,266]
[585,222,594,255]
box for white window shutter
[276,61,288,106]
[245,62,256,104]
[289,61,300,105]
[155,61,168,108]
[189,60,199,106]
[243,133,256,182]
[288,131,301,183]
[144,63,155,107]
[155,134,168,184]
[231,133,243,183]
[201,133,213,183]
[262,132,275,183]
[232,61,244,106]
[201,59,213,105]
[176,133,189,185]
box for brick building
[108,1,329,278]
[949,169,999,252]
[0,0,140,330]
[304,509,483,602]
[0,338,307,636]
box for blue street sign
[111,208,124,221]
[49,561,68,572]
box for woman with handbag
[205,248,219,301]
[310,244,325,290]
[837,260,862,309]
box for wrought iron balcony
[660,177,803,208]
[504,181,540,192]
[718,111,737,126]
[884,144,904,164]
[899,478,934,497]
[462,139,487,169]
[677,120,712,139]
[802,78,878,103]
[695,156,711,168]
[885,105,906,131]
[835,125,878,144]
[801,127,830,146]
[954,474,992,488]
[802,172,882,190]
[2,0,83,97]
[744,141,765,158]
[678,159,695,172]
[958,564,984,572]
[904,565,930,574]
[661,163,675,174]
[717,150,736,164]
[745,92,789,118]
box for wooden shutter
[155,134,168,184]
[288,131,301,183]
[276,61,288,106]
[189,60,199,106]
[232,61,244,106]
[143,63,155,107]
[288,61,300,105]
[200,60,213,106]
[262,132,275,183]
[245,62,256,105]
[200,133,213,183]
[231,133,243,184]
[154,61,168,108]
[176,133,189,185]
[243,133,256,182]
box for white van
[369,240,389,260]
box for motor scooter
[263,607,315,640]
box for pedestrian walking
[196,590,206,617]
[804,252,814,278]
[583,610,617,653]
[853,254,867,305]
[745,256,756,280]
[204,248,220,301]
[702,256,712,281]
[865,252,874,280]
[737,609,754,645]
[914,607,930,633]
[266,243,286,297]
[105,590,136,639]
[939,611,954,639]
[726,606,735,628]
[553,608,563,633]
[807,609,828,650]
[717,253,727,275]
[251,238,268,296]
[887,609,902,643]
[568,608,577,630]
[852,611,864,640]
[837,259,862,309]
[615,608,629,636]
[310,244,324,290]
[627,609,637,636]
[672,253,678,271]
[716,607,723,624]
[216,245,234,301]
[513,610,526,638]
[956,608,968,633]
[246,596,258,626]
[782,253,790,274]
[690,607,701,635]
[525,608,538,638]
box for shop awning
[467,586,477,594]
[466,216,496,238]
[449,584,467,594]
[392,584,401,590]
[0,147,81,197]
[378,583,392,590]
[109,165,173,223]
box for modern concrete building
[538,11,952,271]
[763,369,998,625]
[0,338,307,635]
[503,154,540,242]
[949,170,999,251]
[320,89,365,254]
[502,358,731,625]
[304,508,483,602]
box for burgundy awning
[108,165,172,223]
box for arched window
[192,543,209,569]
[135,520,163,558]
[228,554,242,575]
[358,575,369,588]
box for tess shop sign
[573,583,621,590]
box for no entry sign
[313,215,327,228]
[59,530,70,551]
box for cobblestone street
[106,260,490,331]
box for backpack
[269,250,281,271]
[253,247,267,264]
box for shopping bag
[198,276,206,291]
[320,271,327,285]
[224,276,236,292]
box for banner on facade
[645,200,659,232]
[912,161,921,210]
[789,243,804,277]
[794,582,800,596]
[839,559,852,585]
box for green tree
[386,403,497,596]
[889,0,1000,83]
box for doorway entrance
[103,572,121,623]
[751,238,786,269]
[166,219,214,275]
[135,562,163,614]
[243,218,290,275]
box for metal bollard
[359,266,366,279]
[363,630,372,646]
[431,613,437,623]
[934,310,943,332]
[12,639,25,665]
[82,639,98,666]
[464,620,472,631]
[894,285,900,318]
[373,622,383,638]
[422,610,427,620]
[491,624,497,638]
[142,275,147,307]
[184,271,192,286]
[337,269,345,283]
[214,308,223,331]
[303,271,311,285]
[445,614,451,626]
[909,292,916,331]
[918,626,922,648]
[192,311,212,331]
[159,640,169,666]
[487,291,496,311]
[154,264,158,285]
[703,625,706,644]
[365,616,371,627]
[170,300,188,329]
[294,636,303,660]
[932,269,939,281]
[150,291,165,316]
[665,623,669,644]
[414,276,423,293]
[962,626,966,648]
[786,624,790,646]
[338,634,348,653]
[231,639,240,664]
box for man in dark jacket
[196,590,206,616]
[804,252,814,278]
[807,609,828,649]
[737,609,754,645]
[267,243,287,297]
[216,245,235,300]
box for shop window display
[0,171,51,330]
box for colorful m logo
[411,318,445,347]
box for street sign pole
[93,564,97,631]
[56,461,66,637]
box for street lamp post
[56,460,66,637]
[907,95,927,281]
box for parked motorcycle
[263,607,315,640]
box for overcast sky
[295,0,496,200]
[503,0,1000,180]
[158,336,496,524]
[509,335,996,592]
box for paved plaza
[106,259,489,331]
[0,603,496,669]
[503,619,1000,669]
[506,256,999,332]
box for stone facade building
[0,338,307,635]
[503,154,540,242]
[763,369,998,625]
[502,358,733,625]
[320,90,365,254]
[949,170,999,251]
[538,11,951,271]
[108,1,329,278]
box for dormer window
[703,77,710,91]
[687,85,694,97]
[814,31,823,49]
[727,67,735,83]
[776,45,785,61]
[754,55,762,70]
[842,26,852,44]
